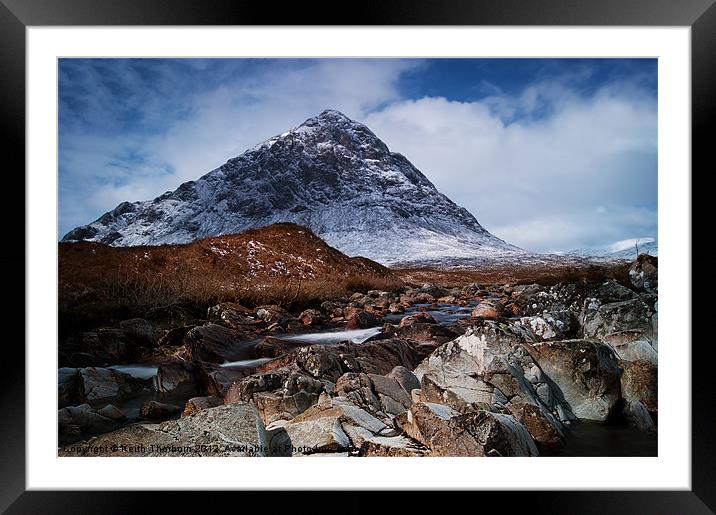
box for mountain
[62,109,521,265]
[564,238,658,260]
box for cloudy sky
[59,58,657,252]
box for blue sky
[59,58,657,252]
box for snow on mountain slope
[62,109,521,265]
[565,238,658,260]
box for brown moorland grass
[59,223,402,332]
[394,260,631,288]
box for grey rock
[78,367,144,403]
[527,339,621,421]
[59,403,267,456]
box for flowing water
[383,302,479,325]
[281,326,382,344]
[108,364,159,380]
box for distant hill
[564,238,657,260]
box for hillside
[59,223,401,329]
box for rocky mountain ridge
[63,109,520,265]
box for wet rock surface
[58,256,657,456]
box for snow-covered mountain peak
[62,110,521,265]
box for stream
[97,302,656,456]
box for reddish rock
[251,336,310,358]
[395,402,538,457]
[139,400,182,420]
[181,396,223,417]
[183,323,253,363]
[299,309,325,327]
[508,401,563,445]
[471,300,505,319]
[399,312,438,327]
[346,310,381,329]
[620,359,657,413]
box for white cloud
[363,80,657,251]
[59,59,423,233]
[60,60,657,253]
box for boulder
[396,322,461,344]
[513,282,588,317]
[395,402,538,457]
[629,254,658,293]
[420,283,449,298]
[527,339,621,421]
[157,325,195,347]
[194,362,255,396]
[256,304,293,325]
[400,292,435,305]
[414,322,524,380]
[183,324,253,363]
[592,281,638,303]
[346,310,381,329]
[620,359,657,413]
[298,309,325,327]
[582,298,654,338]
[414,323,570,444]
[253,390,321,425]
[58,403,122,445]
[58,367,80,408]
[224,365,326,424]
[581,297,657,364]
[517,310,575,342]
[622,400,656,433]
[399,312,438,327]
[387,366,420,395]
[78,367,145,403]
[286,339,436,379]
[267,416,351,456]
[320,300,346,316]
[181,396,224,417]
[155,360,196,394]
[267,396,401,456]
[471,300,505,319]
[388,303,405,314]
[462,283,486,296]
[251,336,310,358]
[207,302,258,329]
[334,373,413,420]
[334,373,383,414]
[96,404,126,421]
[420,371,496,413]
[507,401,563,445]
[59,403,267,456]
[138,400,182,420]
[358,436,428,457]
[334,372,413,418]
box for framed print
[2,0,713,512]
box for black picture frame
[1,0,712,512]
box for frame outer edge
[3,0,714,511]
[692,1,716,511]
[0,0,715,26]
[0,1,27,513]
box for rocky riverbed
[58,255,658,457]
